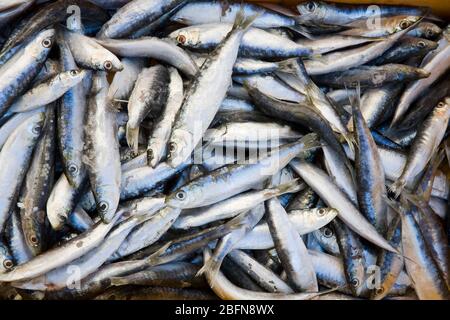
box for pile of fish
[0,0,448,301]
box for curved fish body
[296,1,428,25]
[399,203,450,300]
[392,31,450,125]
[236,208,338,250]
[297,34,381,55]
[126,65,170,154]
[97,0,187,39]
[304,23,417,75]
[107,57,145,107]
[95,37,198,77]
[147,67,184,167]
[390,99,450,196]
[18,107,55,256]
[0,0,107,55]
[8,69,87,114]
[314,64,430,88]
[290,159,396,253]
[370,37,438,66]
[7,209,33,265]
[167,15,256,168]
[63,29,123,72]
[266,197,318,291]
[170,24,311,59]
[352,93,388,235]
[166,136,317,209]
[0,112,45,231]
[84,72,121,223]
[172,180,300,229]
[57,35,91,188]
[0,29,54,117]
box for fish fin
[232,6,259,31]
[276,59,298,75]
[388,179,406,199]
[146,241,173,264]
[300,133,321,152]
[126,125,140,155]
[416,148,445,201]
[109,277,128,287]
[288,19,315,40]
[195,255,222,285]
[271,178,304,196]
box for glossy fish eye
[351,278,360,287]
[32,125,42,135]
[306,1,316,12]
[69,69,78,76]
[437,101,445,108]
[169,142,177,153]
[99,201,109,212]
[399,20,410,29]
[68,164,78,174]
[376,287,384,295]
[317,208,326,216]
[176,34,187,44]
[104,60,113,70]
[42,38,52,48]
[29,235,38,246]
[426,29,434,37]
[417,41,426,48]
[322,227,333,238]
[3,260,13,270]
[176,190,186,201]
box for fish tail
[389,179,406,199]
[276,59,299,75]
[233,6,259,31]
[196,256,222,288]
[271,178,304,196]
[109,277,128,287]
[300,133,320,151]
[146,241,173,264]
[126,125,139,154]
[289,18,315,40]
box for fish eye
[322,227,333,238]
[69,69,79,76]
[417,41,426,48]
[176,190,186,201]
[3,260,13,270]
[317,208,326,216]
[399,20,410,29]
[351,278,360,287]
[437,102,445,108]
[29,235,39,246]
[42,38,52,48]
[68,164,78,174]
[376,287,384,295]
[104,60,113,70]
[305,1,316,12]
[426,29,434,37]
[169,142,177,153]
[176,34,187,44]
[32,125,42,135]
[98,201,109,212]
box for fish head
[392,16,421,34]
[62,69,88,87]
[169,28,201,48]
[165,183,202,209]
[0,242,13,272]
[434,98,450,118]
[413,38,438,52]
[95,188,120,224]
[296,1,327,23]
[167,129,195,168]
[27,112,46,139]
[420,22,443,39]
[27,28,55,56]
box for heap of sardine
[0,0,448,301]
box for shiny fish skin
[167,14,255,168]
[170,24,312,59]
[126,65,169,154]
[83,72,121,223]
[97,0,187,39]
[0,112,45,231]
[63,29,123,72]
[18,107,55,256]
[95,37,198,77]
[147,67,184,167]
[0,29,54,117]
[57,35,91,188]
